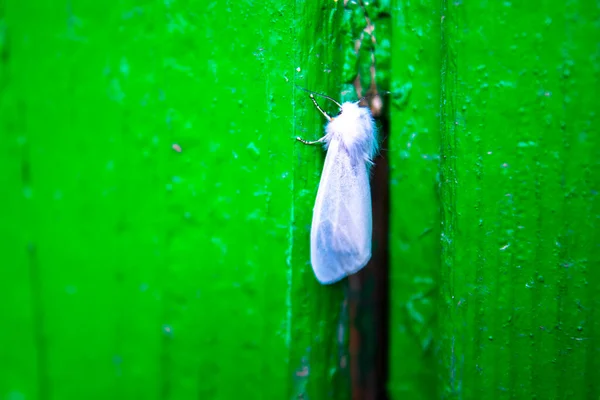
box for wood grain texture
[390,0,599,399]
[389,0,442,398]
[438,0,600,398]
[0,1,351,399]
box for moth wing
[310,137,372,284]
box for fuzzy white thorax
[323,102,378,168]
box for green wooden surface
[1,0,599,399]
[437,0,600,397]
[388,0,441,397]
[0,1,350,399]
[389,0,599,399]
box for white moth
[297,92,378,284]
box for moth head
[336,102,361,118]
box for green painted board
[389,0,599,398]
[0,1,351,399]
[438,0,600,397]
[1,0,599,399]
[388,0,441,397]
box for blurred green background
[0,0,598,399]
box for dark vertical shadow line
[373,118,390,400]
[28,242,49,400]
[349,117,390,400]
[20,107,49,399]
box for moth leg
[365,17,382,116]
[309,94,332,122]
[296,136,326,146]
[352,0,382,116]
[296,91,333,144]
